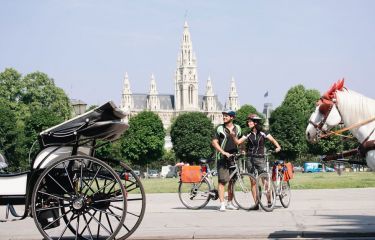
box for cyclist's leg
[257,172,276,212]
[247,159,258,205]
[250,175,257,202]
[218,182,225,202]
[217,159,230,209]
[256,157,275,211]
[227,167,236,201]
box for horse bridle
[308,98,336,136]
[310,97,375,140]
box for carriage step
[0,204,24,222]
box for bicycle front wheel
[257,172,276,212]
[279,177,291,208]
[178,178,212,210]
[233,173,258,210]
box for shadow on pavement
[172,206,219,211]
[268,214,375,238]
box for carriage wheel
[31,156,127,240]
[107,159,146,240]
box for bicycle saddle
[198,158,213,164]
[275,160,284,165]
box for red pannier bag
[283,162,294,181]
[180,165,202,183]
[272,164,283,181]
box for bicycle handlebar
[229,152,245,159]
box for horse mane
[336,89,375,138]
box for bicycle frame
[178,153,259,210]
[271,160,292,208]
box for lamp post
[71,99,87,116]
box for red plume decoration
[322,78,345,100]
[336,78,344,90]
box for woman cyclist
[231,113,281,209]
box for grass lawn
[138,171,375,194]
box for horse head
[306,79,345,142]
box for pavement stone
[0,188,375,239]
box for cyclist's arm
[230,131,247,145]
[212,138,231,158]
[266,134,281,152]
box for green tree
[0,68,23,103]
[269,85,321,161]
[21,72,71,120]
[0,99,19,168]
[0,68,72,169]
[120,111,165,166]
[170,112,214,164]
[0,68,28,117]
[22,108,64,162]
[234,104,263,135]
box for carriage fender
[33,146,92,169]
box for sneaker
[267,201,273,208]
[219,203,226,212]
[226,202,239,210]
[252,204,260,210]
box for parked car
[148,169,159,178]
[133,170,141,177]
[293,166,304,172]
[303,162,335,173]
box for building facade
[120,21,240,129]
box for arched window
[188,85,193,104]
[180,85,183,108]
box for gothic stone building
[120,21,240,129]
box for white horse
[306,79,375,170]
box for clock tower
[174,21,199,111]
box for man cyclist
[231,113,281,209]
[212,110,242,211]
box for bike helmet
[222,110,236,117]
[247,113,262,121]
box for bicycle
[249,151,277,212]
[178,153,258,210]
[272,160,292,208]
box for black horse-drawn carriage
[0,101,145,240]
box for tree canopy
[170,112,214,163]
[120,111,165,166]
[234,104,263,135]
[269,85,320,161]
[0,68,72,170]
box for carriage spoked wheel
[59,159,146,240]
[31,156,127,240]
[106,159,146,240]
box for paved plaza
[1,188,375,239]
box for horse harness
[312,97,375,162]
[308,97,336,132]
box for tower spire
[121,72,133,113]
[174,21,199,111]
[205,75,214,97]
[148,73,160,110]
[228,77,239,110]
[204,75,216,111]
[122,72,132,95]
[149,73,158,95]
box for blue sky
[1,0,374,112]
